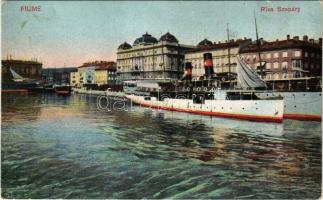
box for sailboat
[9,68,28,82]
[2,68,39,92]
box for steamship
[126,54,284,123]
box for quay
[73,88,125,98]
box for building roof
[118,42,132,50]
[197,38,213,46]
[79,61,116,70]
[159,32,178,43]
[41,67,77,75]
[240,38,322,53]
[133,32,158,46]
[187,38,252,53]
[2,59,42,65]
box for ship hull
[1,82,38,92]
[54,85,71,96]
[126,95,284,123]
[255,92,321,121]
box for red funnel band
[204,59,213,68]
[184,68,192,76]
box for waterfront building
[94,62,117,89]
[70,61,117,89]
[184,38,252,80]
[239,35,322,80]
[42,67,77,84]
[2,59,42,82]
[70,71,80,88]
[77,66,96,87]
[116,32,194,82]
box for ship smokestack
[203,53,214,79]
[182,62,192,81]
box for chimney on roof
[303,35,308,41]
[287,34,290,40]
[293,36,299,40]
[309,39,314,44]
[218,41,221,44]
[244,37,247,40]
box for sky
[2,1,322,68]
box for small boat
[43,83,55,93]
[54,84,71,95]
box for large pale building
[239,35,322,80]
[116,32,194,82]
[184,38,252,80]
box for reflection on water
[1,93,321,199]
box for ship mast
[254,12,263,78]
[227,23,231,77]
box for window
[311,53,315,58]
[274,52,279,58]
[273,62,279,69]
[282,62,288,71]
[265,63,271,69]
[305,52,308,57]
[273,73,279,79]
[293,71,301,78]
[292,60,302,69]
[282,52,288,57]
[260,54,265,59]
[304,62,308,70]
[266,53,271,59]
[295,51,301,57]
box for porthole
[294,105,297,108]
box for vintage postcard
[1,1,322,199]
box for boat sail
[237,55,267,89]
[9,68,27,82]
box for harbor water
[1,93,321,199]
